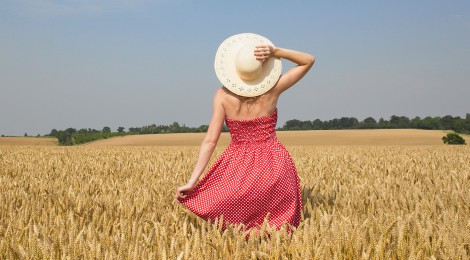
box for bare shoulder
[217,87,240,102]
[213,87,230,110]
[213,87,226,100]
[216,87,233,96]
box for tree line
[279,113,470,134]
[47,123,230,145]
[47,113,470,145]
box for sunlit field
[0,137,57,146]
[0,144,469,258]
[85,129,456,146]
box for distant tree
[1,134,4,137]
[362,117,377,129]
[398,116,411,128]
[312,119,323,130]
[442,133,466,145]
[117,126,125,133]
[57,130,73,145]
[128,127,142,133]
[389,115,400,128]
[37,134,40,137]
[102,126,111,133]
[328,118,340,129]
[378,118,390,129]
[198,125,209,132]
[440,115,455,130]
[169,122,181,133]
[24,133,28,137]
[283,119,303,130]
[338,117,359,129]
[78,128,88,134]
[141,124,157,134]
[49,129,58,137]
[452,119,469,134]
[410,116,421,128]
[417,116,438,130]
[65,128,77,135]
[300,120,313,130]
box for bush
[442,133,466,145]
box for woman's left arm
[175,88,225,199]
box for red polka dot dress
[178,108,302,230]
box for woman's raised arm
[255,46,315,95]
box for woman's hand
[254,45,275,62]
[175,182,197,200]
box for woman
[176,33,315,231]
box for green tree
[198,125,209,132]
[169,122,181,133]
[418,116,440,130]
[49,129,58,137]
[57,130,73,145]
[337,117,359,129]
[65,128,76,135]
[328,118,340,129]
[377,118,390,129]
[398,116,411,128]
[442,133,466,145]
[452,119,470,134]
[102,126,111,133]
[362,117,377,129]
[283,119,303,130]
[117,126,125,133]
[312,119,323,130]
[389,115,400,128]
[441,115,455,130]
[128,127,141,133]
[410,116,421,128]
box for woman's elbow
[303,55,315,72]
[202,135,219,148]
[307,54,315,67]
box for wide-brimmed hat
[214,33,282,97]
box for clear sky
[1,0,469,136]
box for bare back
[220,87,279,120]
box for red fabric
[178,108,302,230]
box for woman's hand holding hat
[254,45,275,62]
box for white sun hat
[214,33,282,97]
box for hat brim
[214,33,282,97]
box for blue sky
[1,0,469,135]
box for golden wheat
[0,145,469,259]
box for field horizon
[1,129,467,147]
[84,129,464,146]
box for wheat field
[85,129,456,146]
[0,137,57,146]
[0,145,469,259]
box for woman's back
[221,87,279,120]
